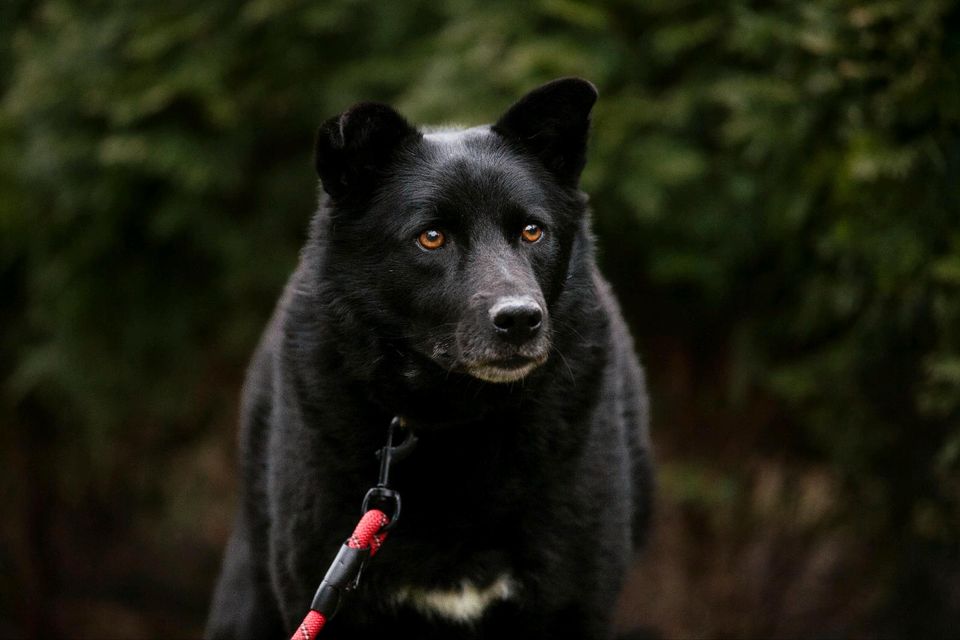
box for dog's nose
[489,297,543,343]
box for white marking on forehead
[393,574,515,623]
[423,126,496,158]
[419,128,516,183]
[422,128,467,143]
[422,125,490,141]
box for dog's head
[314,78,596,384]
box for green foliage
[2,0,959,635]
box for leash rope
[289,416,416,640]
[291,509,391,640]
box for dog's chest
[392,573,516,623]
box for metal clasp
[361,416,417,531]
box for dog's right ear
[315,102,420,200]
[493,78,597,187]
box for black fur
[207,78,653,640]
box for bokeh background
[2,1,959,638]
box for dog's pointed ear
[315,102,420,200]
[493,78,598,187]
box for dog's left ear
[315,102,420,200]
[493,77,598,187]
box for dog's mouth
[465,354,547,384]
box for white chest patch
[393,574,515,623]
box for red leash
[291,509,391,640]
[289,417,417,640]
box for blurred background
[2,0,959,637]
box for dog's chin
[465,356,546,384]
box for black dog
[206,78,653,640]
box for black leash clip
[308,416,419,622]
[309,543,368,617]
[361,416,418,531]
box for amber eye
[521,224,543,243]
[417,229,446,250]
